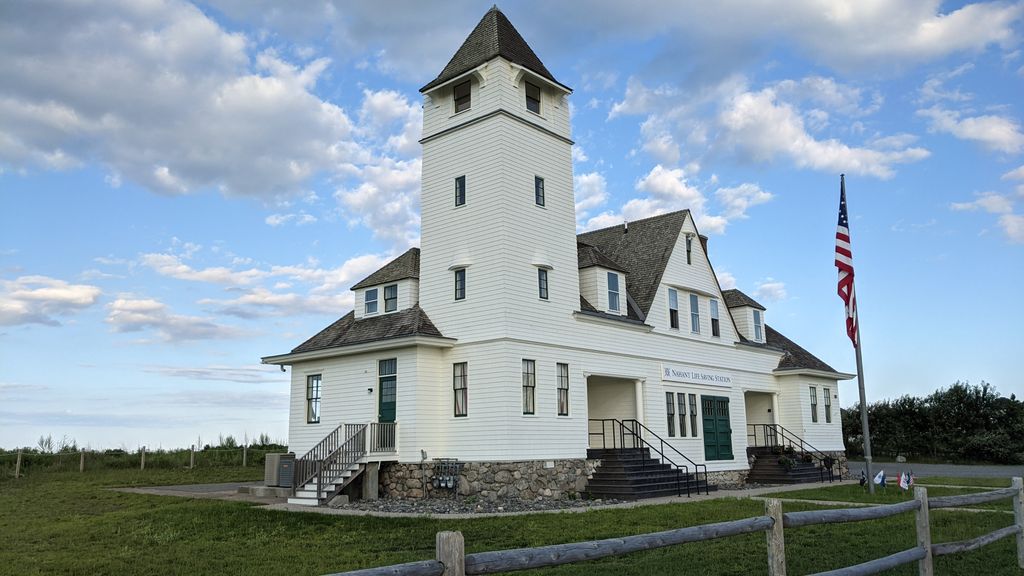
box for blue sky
[2,0,1023,450]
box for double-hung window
[678,394,687,437]
[535,176,545,206]
[306,374,321,424]
[710,299,720,337]
[688,394,698,437]
[686,235,693,265]
[753,309,763,341]
[824,387,832,423]
[666,392,676,437]
[668,288,679,329]
[455,175,466,206]
[525,81,541,114]
[607,272,620,312]
[454,268,466,300]
[453,80,471,113]
[384,284,397,313]
[556,363,569,416]
[689,293,700,333]
[453,363,467,417]
[522,360,536,414]
[810,386,819,423]
[365,288,378,314]
[538,269,549,300]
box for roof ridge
[576,209,690,238]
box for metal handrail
[589,418,709,497]
[747,423,837,482]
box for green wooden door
[378,359,396,423]
[702,395,733,460]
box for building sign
[662,364,732,387]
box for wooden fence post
[243,446,247,467]
[80,450,85,473]
[190,445,195,469]
[914,486,933,576]
[436,531,465,576]
[15,449,22,479]
[1013,477,1023,569]
[140,446,146,471]
[766,498,786,576]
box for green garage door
[702,395,733,460]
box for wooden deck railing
[324,477,1024,576]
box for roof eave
[262,335,457,365]
[773,368,856,380]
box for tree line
[842,381,1024,464]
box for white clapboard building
[263,7,852,505]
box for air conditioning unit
[265,453,284,486]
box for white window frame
[607,272,620,312]
[824,387,832,423]
[453,362,467,417]
[383,284,398,313]
[810,386,819,423]
[710,299,720,337]
[753,309,763,341]
[668,288,679,329]
[306,374,321,424]
[689,293,700,334]
[556,363,569,416]
[522,359,536,415]
[364,288,378,315]
[538,268,549,300]
[453,80,471,113]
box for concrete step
[286,496,321,506]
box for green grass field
[765,483,1015,512]
[916,476,1013,488]
[1,469,1020,575]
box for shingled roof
[420,6,566,92]
[351,248,420,290]
[577,241,628,273]
[722,288,766,311]
[576,210,689,319]
[291,305,444,354]
[763,325,839,373]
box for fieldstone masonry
[380,459,599,500]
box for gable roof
[577,241,628,273]
[722,288,766,311]
[765,325,840,374]
[291,305,444,354]
[351,248,420,290]
[420,6,566,92]
[576,210,689,318]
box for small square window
[365,288,378,314]
[525,81,541,114]
[535,176,545,206]
[454,80,471,113]
[455,175,466,206]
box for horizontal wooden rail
[323,559,444,576]
[809,546,927,576]
[783,499,920,528]
[929,486,1019,509]
[462,516,774,574]
[932,524,1023,557]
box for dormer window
[454,80,471,113]
[753,309,763,341]
[525,81,541,114]
[384,284,398,312]
[365,288,378,314]
[607,272,620,312]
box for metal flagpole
[854,321,874,494]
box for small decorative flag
[874,469,885,487]
[835,175,859,348]
[898,472,909,490]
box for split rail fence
[328,478,1024,576]
[2,446,279,477]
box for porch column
[634,378,645,425]
[771,393,780,425]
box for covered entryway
[586,375,643,448]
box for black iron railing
[747,423,837,482]
[588,418,710,497]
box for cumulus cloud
[716,184,773,220]
[918,106,1024,154]
[950,192,1014,214]
[716,271,737,290]
[1000,214,1024,243]
[145,365,285,384]
[106,297,244,342]
[335,157,422,248]
[265,213,317,227]
[140,253,266,285]
[1003,165,1024,180]
[0,275,102,326]
[574,172,609,223]
[754,279,788,302]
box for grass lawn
[916,476,1013,488]
[1,469,1021,575]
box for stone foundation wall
[825,450,850,479]
[380,459,598,501]
[706,469,749,487]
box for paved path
[113,481,282,505]
[848,460,1024,479]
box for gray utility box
[264,453,295,487]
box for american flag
[835,175,858,348]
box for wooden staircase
[584,448,715,500]
[745,424,838,485]
[287,422,397,506]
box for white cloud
[106,296,244,342]
[754,279,788,302]
[0,275,102,326]
[574,172,609,224]
[999,214,1024,243]
[950,192,1014,214]
[572,145,589,163]
[140,253,266,285]
[919,64,975,104]
[773,77,882,116]
[715,183,773,220]
[716,271,737,290]
[918,106,1024,154]
[265,213,317,227]
[335,157,422,249]
[1000,165,1024,180]
[145,364,285,384]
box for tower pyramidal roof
[420,5,568,92]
